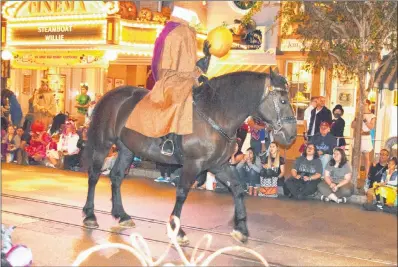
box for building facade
[2,1,205,118]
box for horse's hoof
[119,219,135,228]
[176,235,190,246]
[230,230,248,244]
[83,218,99,229]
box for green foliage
[241,1,263,26]
[277,1,397,80]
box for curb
[127,167,367,205]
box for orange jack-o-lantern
[207,26,233,58]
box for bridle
[259,77,297,135]
[193,76,296,143]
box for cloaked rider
[126,6,211,156]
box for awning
[374,55,397,91]
[208,64,275,78]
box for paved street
[1,163,397,266]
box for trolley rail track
[2,193,396,266]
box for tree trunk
[351,69,367,192]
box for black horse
[82,70,297,244]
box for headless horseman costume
[126,6,211,156]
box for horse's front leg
[170,164,202,246]
[212,164,249,243]
[109,140,135,228]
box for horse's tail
[81,86,145,171]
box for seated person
[57,121,80,170]
[259,142,285,198]
[15,127,30,165]
[247,117,267,155]
[236,147,262,196]
[311,122,337,174]
[76,127,89,171]
[229,139,245,166]
[317,148,354,203]
[25,121,51,164]
[285,143,322,200]
[214,140,244,193]
[364,149,389,193]
[2,125,20,163]
[373,157,397,209]
[101,145,118,175]
[45,134,61,168]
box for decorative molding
[72,217,269,267]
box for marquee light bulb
[1,50,13,60]
[104,50,118,61]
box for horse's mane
[193,71,288,117]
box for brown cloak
[125,18,201,138]
[33,90,56,129]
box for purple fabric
[151,21,181,82]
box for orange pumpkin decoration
[207,26,233,58]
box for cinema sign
[3,1,119,46]
[7,21,107,45]
[2,1,119,19]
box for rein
[193,100,237,143]
[192,77,296,143]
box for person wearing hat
[331,104,346,147]
[125,5,212,156]
[311,121,337,174]
[33,79,56,130]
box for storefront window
[286,61,312,121]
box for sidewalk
[127,160,367,205]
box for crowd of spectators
[2,88,396,212]
[0,86,115,175]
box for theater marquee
[7,21,107,45]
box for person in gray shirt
[285,143,323,200]
[318,147,354,203]
[236,147,262,196]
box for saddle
[159,77,210,161]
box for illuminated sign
[120,26,159,45]
[27,1,87,16]
[12,50,108,69]
[7,21,107,45]
[2,1,119,20]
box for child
[45,134,60,168]
[101,145,118,175]
[374,157,397,209]
[364,157,397,213]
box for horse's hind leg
[83,146,111,228]
[110,140,135,228]
[211,164,249,243]
[170,165,203,246]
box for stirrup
[161,139,174,156]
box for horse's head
[255,69,297,146]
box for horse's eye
[280,100,287,104]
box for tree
[277,1,397,188]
